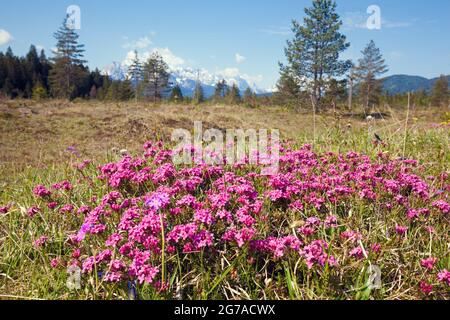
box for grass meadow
[0,99,449,300]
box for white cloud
[151,47,185,68]
[123,47,185,69]
[116,49,264,91]
[217,67,240,78]
[122,36,152,49]
[235,53,246,64]
[0,29,13,45]
[216,67,263,88]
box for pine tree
[324,78,347,108]
[282,0,351,111]
[355,40,388,113]
[4,47,25,98]
[170,84,183,102]
[226,83,241,104]
[24,45,41,97]
[142,52,171,102]
[274,65,303,108]
[243,87,257,107]
[118,78,134,101]
[430,75,449,107]
[243,87,255,101]
[128,50,143,102]
[49,15,87,99]
[38,49,51,92]
[213,79,228,102]
[193,81,205,104]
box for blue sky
[1,0,449,90]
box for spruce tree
[243,87,257,107]
[274,65,303,108]
[170,84,183,102]
[430,75,449,107]
[193,81,205,104]
[282,0,351,111]
[226,83,241,105]
[355,40,388,113]
[49,15,87,99]
[213,79,228,102]
[142,52,171,102]
[128,50,143,102]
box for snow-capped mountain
[102,62,268,97]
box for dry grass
[0,99,447,176]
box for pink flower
[33,185,51,197]
[420,257,437,271]
[324,215,338,228]
[194,209,214,225]
[59,204,74,214]
[27,206,40,217]
[432,200,449,214]
[47,202,58,210]
[437,269,450,285]
[371,243,381,253]
[395,225,408,235]
[425,226,435,234]
[349,247,364,260]
[137,265,159,284]
[72,249,81,259]
[50,258,59,268]
[104,272,122,283]
[301,240,337,269]
[419,281,433,295]
[105,233,122,247]
[34,236,48,248]
[145,192,170,211]
[0,205,10,214]
[406,209,419,220]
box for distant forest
[0,1,448,111]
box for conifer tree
[193,81,205,104]
[282,0,351,111]
[128,50,144,102]
[142,52,171,102]
[213,79,228,102]
[430,75,449,107]
[49,15,87,99]
[170,84,183,102]
[355,40,388,113]
[226,83,241,104]
[274,65,303,108]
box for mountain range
[381,75,450,95]
[103,62,449,97]
[103,62,268,97]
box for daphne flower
[419,281,433,295]
[33,185,51,197]
[395,225,408,235]
[50,258,59,268]
[420,257,437,271]
[145,192,170,211]
[0,205,10,214]
[34,236,48,248]
[437,269,450,285]
[27,206,40,218]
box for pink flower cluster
[21,140,449,295]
